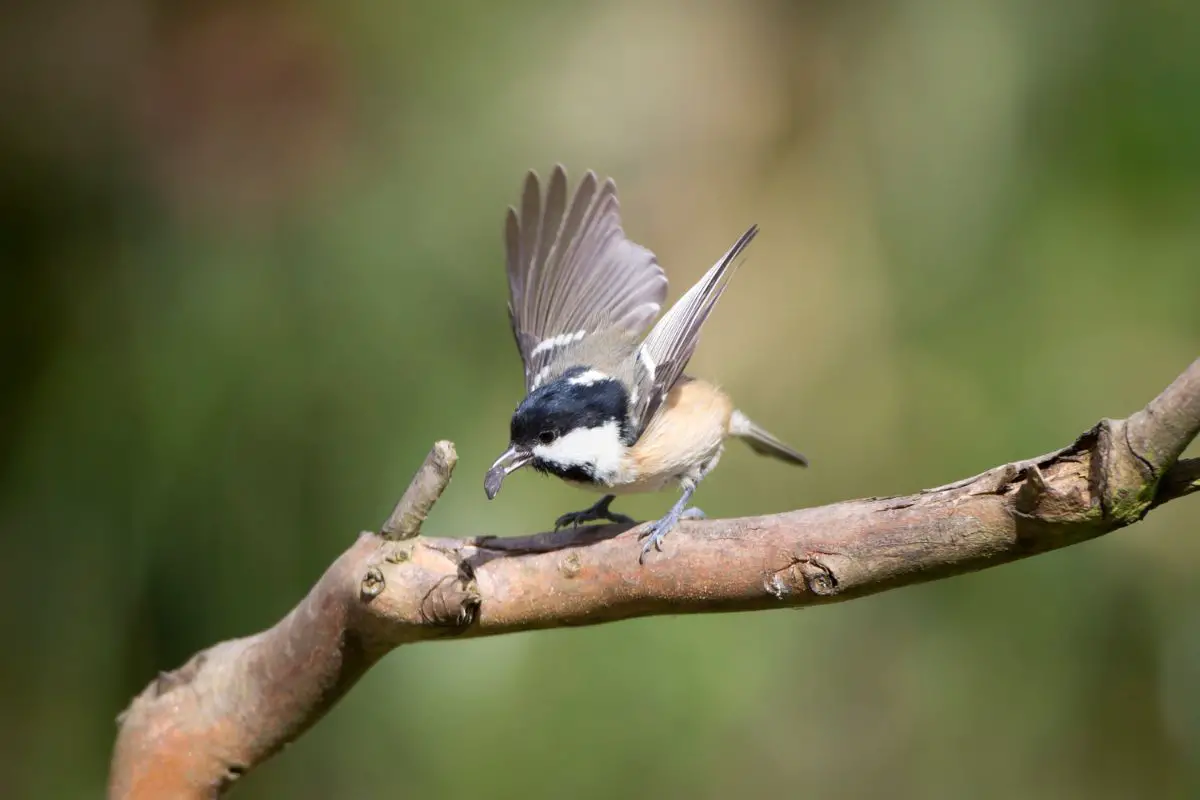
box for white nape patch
[530,365,552,389]
[532,420,624,484]
[637,347,657,380]
[530,330,587,358]
[568,369,608,387]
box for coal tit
[485,166,807,562]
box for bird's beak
[484,444,532,499]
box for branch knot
[799,557,839,596]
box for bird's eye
[538,430,557,444]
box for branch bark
[109,358,1200,798]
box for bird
[484,165,807,562]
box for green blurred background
[2,1,1199,797]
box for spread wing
[505,165,667,391]
[629,225,759,437]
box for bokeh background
[2,1,1199,797]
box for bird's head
[484,367,633,498]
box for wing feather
[630,224,759,434]
[505,165,667,391]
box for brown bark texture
[109,359,1200,798]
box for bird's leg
[554,494,635,531]
[639,449,724,563]
[638,481,701,564]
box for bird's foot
[554,495,634,531]
[638,506,704,563]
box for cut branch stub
[381,440,457,539]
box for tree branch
[108,358,1200,798]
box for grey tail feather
[730,410,808,467]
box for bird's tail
[730,410,808,467]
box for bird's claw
[637,506,703,564]
[553,502,634,531]
[553,512,581,531]
[638,526,666,564]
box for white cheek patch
[568,369,608,387]
[533,420,624,483]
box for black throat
[531,459,598,484]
